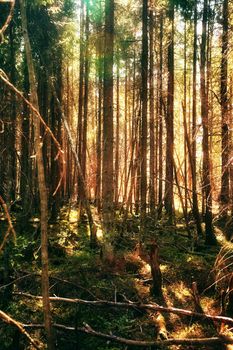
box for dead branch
[0,0,15,41]
[0,195,16,250]
[22,322,233,347]
[0,309,41,349]
[14,292,233,326]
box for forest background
[0,0,233,349]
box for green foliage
[29,0,54,6]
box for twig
[0,309,41,349]
[14,292,233,326]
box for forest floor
[0,206,232,349]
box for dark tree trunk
[200,0,216,245]
[115,55,120,206]
[157,13,163,220]
[102,0,114,229]
[77,0,85,208]
[220,0,229,218]
[140,0,148,234]
[95,18,103,214]
[191,3,203,237]
[164,2,174,224]
[149,9,155,215]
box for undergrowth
[0,208,230,349]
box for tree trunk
[149,8,155,215]
[102,0,114,229]
[200,0,216,245]
[95,18,103,214]
[192,2,203,237]
[19,0,54,348]
[157,13,163,220]
[140,0,148,234]
[77,0,85,209]
[115,56,120,207]
[164,2,174,224]
[220,0,229,218]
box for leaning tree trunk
[19,0,54,348]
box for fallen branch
[0,309,41,349]
[22,322,233,347]
[14,292,233,326]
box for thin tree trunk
[220,0,229,218]
[183,18,188,218]
[19,0,54,348]
[77,0,85,208]
[140,0,148,235]
[102,0,114,229]
[149,8,155,215]
[82,2,90,185]
[200,0,216,245]
[95,20,103,213]
[192,2,203,237]
[157,13,163,220]
[115,57,120,206]
[164,2,174,224]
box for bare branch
[0,309,41,349]
[14,292,233,326]
[0,195,16,250]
